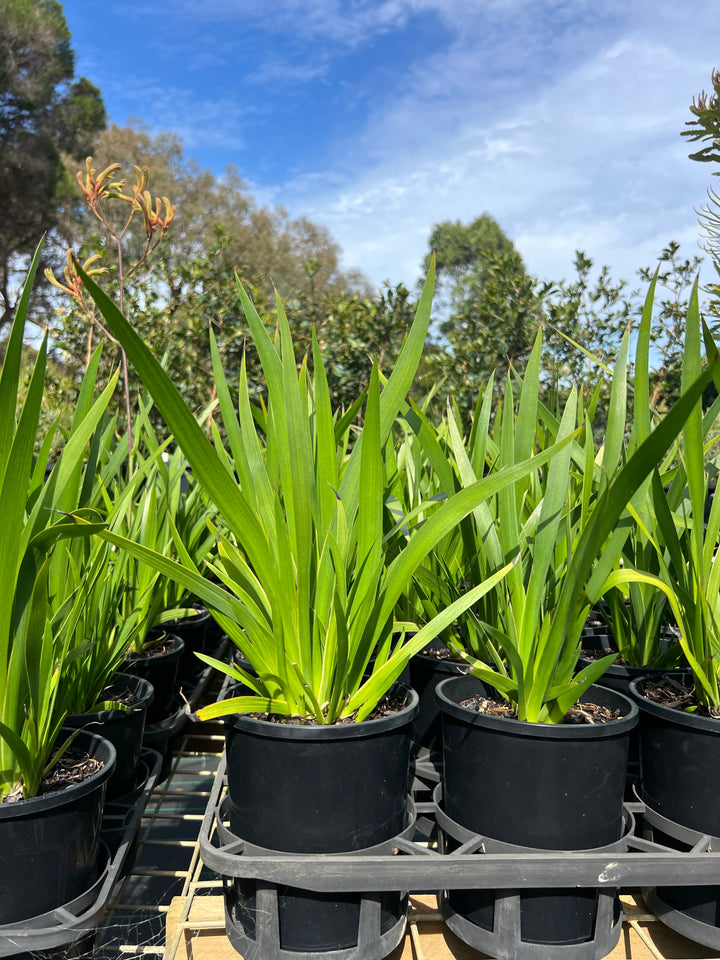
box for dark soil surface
[99,680,139,707]
[126,636,177,661]
[459,693,621,724]
[248,686,411,725]
[642,675,720,719]
[419,644,465,662]
[2,747,103,805]
[581,647,628,666]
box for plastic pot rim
[163,606,213,629]
[0,728,116,820]
[64,672,155,724]
[629,672,720,735]
[223,683,419,742]
[435,675,637,740]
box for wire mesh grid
[90,722,226,960]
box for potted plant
[134,423,221,681]
[408,326,627,759]
[0,245,117,926]
[574,279,693,687]
[97,399,224,717]
[43,398,217,789]
[620,281,720,950]
[71,257,578,958]
[430,289,718,959]
[39,426,176,795]
[49,531,156,799]
[388,391,506,757]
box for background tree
[542,251,635,382]
[635,241,706,408]
[0,0,105,331]
[683,67,720,170]
[683,66,720,351]
[46,141,421,439]
[421,215,544,418]
[425,214,517,287]
[59,123,369,304]
[436,246,544,417]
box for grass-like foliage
[0,243,117,798]
[74,261,583,723]
[408,287,720,721]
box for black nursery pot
[578,631,681,697]
[436,675,636,953]
[223,685,419,954]
[62,673,154,799]
[166,607,215,680]
[0,729,116,926]
[124,631,184,723]
[577,634,681,797]
[630,674,720,939]
[629,673,720,835]
[408,637,468,757]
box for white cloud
[174,0,418,45]
[99,0,718,296]
[256,3,718,292]
[245,59,330,86]
[101,74,259,154]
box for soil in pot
[630,673,720,944]
[124,631,184,723]
[62,673,154,799]
[222,685,419,954]
[436,675,636,955]
[0,729,116,925]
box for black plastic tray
[0,747,162,956]
[198,752,719,893]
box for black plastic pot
[124,631,184,723]
[408,637,468,757]
[630,673,720,833]
[638,801,720,950]
[143,697,187,784]
[436,675,636,956]
[630,673,720,944]
[0,729,116,926]
[222,684,419,955]
[62,673,154,799]
[578,630,682,697]
[577,635,682,797]
[166,607,214,680]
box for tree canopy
[0,0,105,331]
[59,122,369,302]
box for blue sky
[65,0,720,295]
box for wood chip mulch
[420,645,465,662]
[459,694,621,724]
[100,682,138,707]
[642,676,720,719]
[248,686,411,726]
